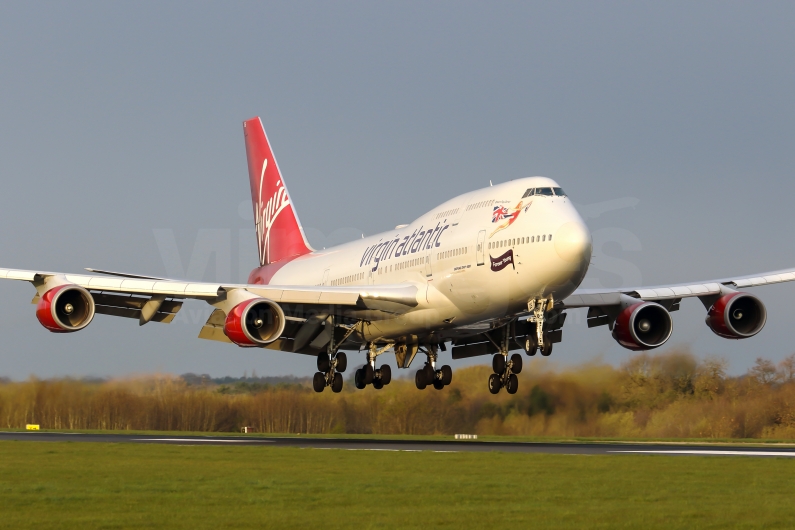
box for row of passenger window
[435,208,459,219]
[332,272,364,286]
[437,247,467,260]
[465,200,494,211]
[377,256,428,275]
[489,234,552,250]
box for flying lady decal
[490,201,523,238]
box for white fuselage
[250,177,592,342]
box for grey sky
[0,2,793,379]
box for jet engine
[612,301,673,351]
[223,298,286,347]
[705,292,766,339]
[36,285,96,333]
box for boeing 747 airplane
[2,117,788,394]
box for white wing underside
[0,267,418,314]
[561,267,795,308]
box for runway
[2,431,795,457]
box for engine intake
[36,285,96,333]
[224,298,285,347]
[612,301,673,351]
[705,292,766,339]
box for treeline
[1,350,795,439]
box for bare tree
[749,357,779,385]
[778,353,795,384]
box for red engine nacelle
[224,298,286,347]
[35,285,96,333]
[612,301,673,351]
[705,292,766,339]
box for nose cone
[554,221,592,265]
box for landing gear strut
[354,343,393,390]
[313,316,356,393]
[415,344,453,390]
[526,299,553,357]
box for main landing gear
[488,353,523,395]
[415,345,453,390]
[486,320,524,394]
[354,343,393,390]
[313,316,356,393]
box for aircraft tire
[423,364,436,385]
[313,372,326,393]
[433,379,445,390]
[317,354,331,373]
[415,370,427,390]
[380,365,392,385]
[354,368,367,389]
[336,352,347,373]
[440,365,453,385]
[363,364,375,384]
[373,378,384,390]
[510,353,523,374]
[331,373,343,393]
[492,354,506,374]
[506,374,519,395]
[541,343,553,357]
[488,373,501,394]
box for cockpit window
[523,186,563,197]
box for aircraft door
[322,269,330,286]
[424,251,433,303]
[476,230,486,266]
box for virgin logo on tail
[255,159,291,265]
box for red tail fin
[243,117,312,266]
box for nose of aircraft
[554,221,592,265]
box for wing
[561,267,795,308]
[0,267,419,353]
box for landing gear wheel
[433,379,445,390]
[354,368,367,389]
[335,352,347,373]
[423,364,435,385]
[313,372,326,393]
[331,373,343,393]
[510,353,523,374]
[492,354,506,374]
[506,374,519,394]
[488,373,501,394]
[415,369,427,390]
[541,342,553,357]
[317,354,330,373]
[373,378,384,390]
[363,364,375,384]
[440,365,453,385]
[379,365,392,385]
[525,336,538,356]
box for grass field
[2,441,795,529]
